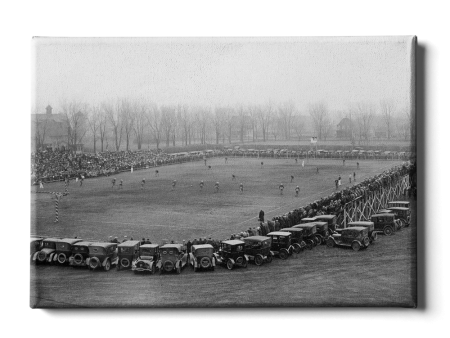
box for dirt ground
[30,157,415,307]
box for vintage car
[347,221,378,242]
[214,240,248,270]
[87,242,118,271]
[33,238,61,264]
[117,240,141,270]
[132,244,160,274]
[243,236,273,265]
[267,232,294,259]
[326,226,371,251]
[69,241,92,267]
[300,217,317,224]
[312,221,329,244]
[30,237,44,261]
[370,213,400,236]
[387,207,411,227]
[159,244,188,274]
[54,238,83,264]
[314,215,337,232]
[388,201,410,209]
[189,244,216,272]
[292,222,318,246]
[279,227,309,251]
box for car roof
[243,236,271,242]
[313,221,328,226]
[347,221,374,226]
[161,243,183,250]
[72,241,92,246]
[280,227,303,232]
[141,244,159,249]
[267,231,291,236]
[388,201,410,204]
[294,222,316,228]
[89,242,117,248]
[60,238,83,244]
[344,226,367,231]
[301,217,316,221]
[314,215,336,219]
[388,207,409,210]
[192,244,214,250]
[43,238,62,242]
[222,240,245,246]
[30,237,43,242]
[118,240,141,247]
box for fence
[337,174,410,228]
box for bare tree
[258,102,274,142]
[309,102,330,141]
[224,107,235,144]
[353,103,375,145]
[380,100,396,140]
[103,100,124,151]
[278,101,296,140]
[32,107,49,150]
[160,105,177,147]
[248,105,259,141]
[236,105,247,143]
[322,116,333,141]
[213,107,227,144]
[61,100,88,149]
[98,108,108,152]
[178,105,191,146]
[120,100,135,151]
[292,114,305,141]
[87,105,101,153]
[133,102,148,150]
[147,103,163,149]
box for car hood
[40,248,56,254]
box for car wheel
[226,259,234,270]
[307,240,314,249]
[266,254,273,263]
[279,249,288,260]
[352,242,361,252]
[363,237,370,247]
[57,253,66,264]
[326,238,335,247]
[384,226,393,236]
[104,259,111,271]
[255,254,264,266]
[315,235,322,245]
[293,243,301,254]
[372,232,378,242]
[242,259,248,268]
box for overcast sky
[32,37,414,114]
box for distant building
[336,117,353,139]
[31,105,69,150]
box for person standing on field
[279,183,284,195]
[349,174,352,184]
[199,180,204,190]
[112,178,116,189]
[259,210,265,222]
[290,175,294,183]
[295,185,300,197]
[119,179,123,189]
[141,178,145,190]
[239,182,244,194]
[172,180,177,190]
[353,172,356,181]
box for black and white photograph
[30,36,417,308]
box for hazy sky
[32,37,414,114]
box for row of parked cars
[31,201,411,274]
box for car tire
[293,243,301,254]
[57,253,66,264]
[352,242,360,252]
[242,259,248,268]
[279,249,288,260]
[226,259,234,270]
[384,226,393,236]
[314,235,322,245]
[266,254,273,263]
[307,240,314,249]
[255,254,264,266]
[363,237,370,247]
[372,232,378,242]
[104,259,111,271]
[326,238,335,247]
[120,258,130,268]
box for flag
[311,137,317,144]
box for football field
[30,157,416,308]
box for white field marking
[229,162,398,229]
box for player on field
[261,161,264,168]
[208,165,212,169]
[232,174,236,181]
[290,175,294,183]
[353,172,356,181]
[338,175,342,186]
[172,180,177,190]
[316,167,319,174]
[357,162,360,169]
[295,158,298,164]
[80,175,84,186]
[239,182,244,193]
[215,182,219,193]
[225,157,228,164]
[199,180,204,190]
[335,179,339,189]
[302,160,305,167]
[295,185,300,197]
[141,178,145,190]
[155,170,159,177]
[279,183,284,195]
[119,179,123,189]
[112,178,116,188]
[349,174,352,183]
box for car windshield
[43,241,56,249]
[140,248,155,256]
[194,247,213,256]
[55,242,70,251]
[89,246,106,255]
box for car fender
[228,258,235,265]
[269,251,275,257]
[32,252,39,261]
[244,254,250,261]
[48,253,56,262]
[175,260,181,269]
[156,260,162,270]
[85,257,90,266]
[211,256,216,267]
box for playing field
[31,157,416,308]
[31,157,403,242]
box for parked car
[347,221,378,242]
[55,238,83,265]
[279,227,309,251]
[30,237,43,261]
[189,244,215,272]
[243,236,273,265]
[300,217,316,224]
[214,240,248,270]
[312,221,329,244]
[314,215,337,232]
[388,201,410,209]
[327,227,371,251]
[33,238,61,264]
[267,232,294,260]
[132,244,160,274]
[117,240,140,270]
[387,207,411,227]
[158,244,188,274]
[292,222,318,246]
[370,213,400,236]
[87,242,118,271]
[69,241,92,267]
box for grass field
[30,157,416,308]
